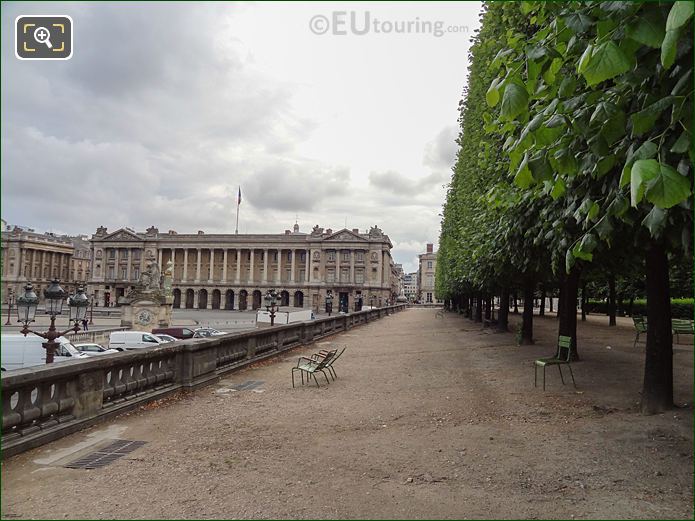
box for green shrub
[585,299,693,319]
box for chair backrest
[557,335,572,362]
[324,347,346,367]
[633,316,647,331]
[315,350,337,369]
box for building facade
[403,272,418,302]
[89,223,397,312]
[1,225,91,302]
[417,243,441,304]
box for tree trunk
[641,242,673,415]
[608,272,617,326]
[628,296,635,317]
[474,292,483,322]
[549,293,554,313]
[581,282,587,322]
[558,266,581,360]
[484,295,492,320]
[513,291,519,314]
[497,287,509,332]
[520,276,534,344]
[539,285,546,316]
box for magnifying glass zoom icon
[33,26,53,49]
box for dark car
[151,327,196,339]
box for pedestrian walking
[82,318,88,331]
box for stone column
[41,250,46,280]
[277,249,283,283]
[350,249,355,283]
[235,249,241,284]
[126,249,132,281]
[249,249,255,283]
[193,289,199,309]
[305,249,310,282]
[290,249,296,283]
[263,249,268,283]
[377,250,383,285]
[195,248,202,282]
[158,249,163,271]
[182,249,188,282]
[222,249,228,282]
[208,249,213,282]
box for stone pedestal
[120,293,173,332]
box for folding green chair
[534,335,576,391]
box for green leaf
[595,155,617,177]
[551,178,566,200]
[514,154,534,189]
[666,1,694,31]
[670,131,691,153]
[641,206,668,237]
[572,239,593,261]
[545,114,566,128]
[588,201,600,221]
[621,141,658,188]
[580,41,632,86]
[486,78,502,107]
[644,162,692,208]
[630,159,659,206]
[661,29,680,69]
[500,82,529,121]
[565,249,576,273]
[564,13,594,33]
[577,44,593,74]
[627,10,666,48]
[608,193,629,217]
[558,76,577,97]
[630,97,675,137]
[595,216,614,240]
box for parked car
[193,327,226,338]
[1,334,89,371]
[151,327,196,339]
[154,334,178,343]
[109,331,164,350]
[74,343,121,356]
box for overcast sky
[2,1,482,273]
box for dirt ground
[1,308,692,519]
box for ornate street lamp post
[370,294,376,308]
[4,288,15,326]
[264,288,278,326]
[354,294,363,312]
[16,279,88,364]
[325,290,333,317]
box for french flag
[237,186,242,205]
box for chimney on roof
[285,230,291,235]
[352,228,359,234]
[197,230,205,235]
[426,243,433,253]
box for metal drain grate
[65,439,147,469]
[229,380,264,391]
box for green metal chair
[672,318,694,344]
[292,350,336,388]
[632,316,648,348]
[534,335,576,391]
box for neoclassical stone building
[1,225,92,301]
[89,223,396,312]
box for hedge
[585,299,694,319]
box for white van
[109,331,164,350]
[1,334,89,372]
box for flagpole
[235,186,240,234]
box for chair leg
[292,370,295,388]
[567,363,576,388]
[543,366,546,391]
[558,364,565,385]
[322,371,330,385]
[313,373,320,388]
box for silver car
[74,343,121,356]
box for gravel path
[2,308,692,519]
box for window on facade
[299,269,305,281]
[108,267,115,279]
[121,268,127,279]
[273,252,278,262]
[341,268,349,282]
[133,250,141,260]
[134,268,140,280]
[427,293,433,303]
[287,252,292,262]
[427,261,433,269]
[356,252,364,262]
[109,249,115,259]
[121,249,128,259]
[327,269,335,282]
[342,252,350,262]
[327,251,335,262]
[355,270,364,283]
[299,252,306,262]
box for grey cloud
[368,170,446,196]
[423,125,458,171]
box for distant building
[89,223,396,311]
[404,272,418,301]
[1,225,92,302]
[417,243,441,304]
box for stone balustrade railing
[66,327,129,345]
[1,304,406,458]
